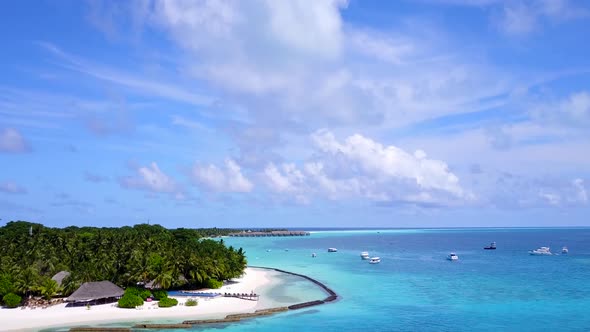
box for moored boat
[447,253,459,261]
[328,248,338,252]
[369,257,381,264]
[484,242,497,250]
[529,247,552,255]
[360,251,370,260]
[561,246,568,254]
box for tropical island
[0,221,334,331]
[0,221,248,305]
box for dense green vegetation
[124,286,152,301]
[152,289,167,301]
[0,221,247,306]
[204,278,223,289]
[185,298,198,306]
[157,297,178,308]
[3,293,21,308]
[117,293,144,309]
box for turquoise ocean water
[52,228,590,331]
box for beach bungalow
[51,271,70,287]
[66,281,124,306]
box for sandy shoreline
[0,267,273,332]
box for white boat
[447,253,459,261]
[561,246,568,254]
[360,251,370,260]
[369,257,381,264]
[328,248,338,252]
[484,242,497,250]
[529,247,552,255]
[311,253,317,257]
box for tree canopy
[0,221,247,304]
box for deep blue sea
[53,228,590,331]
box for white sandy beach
[0,267,273,332]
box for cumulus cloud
[311,130,464,196]
[261,131,466,206]
[190,159,253,193]
[0,181,28,194]
[119,162,180,193]
[0,128,31,153]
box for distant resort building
[229,230,310,237]
[66,281,124,306]
[51,271,70,287]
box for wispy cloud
[39,42,215,107]
[0,181,28,194]
[0,128,31,153]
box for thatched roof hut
[51,271,70,287]
[66,281,124,303]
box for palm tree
[15,267,40,298]
[38,278,58,300]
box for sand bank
[0,267,272,332]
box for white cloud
[0,181,28,194]
[311,130,464,196]
[265,0,347,58]
[496,2,537,36]
[573,178,588,203]
[349,30,415,65]
[0,128,31,153]
[261,131,466,206]
[191,159,253,193]
[119,162,179,193]
[532,91,590,127]
[494,0,590,36]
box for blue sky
[1,0,589,228]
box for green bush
[205,278,223,289]
[3,293,21,308]
[117,294,144,308]
[0,275,15,298]
[185,299,198,307]
[152,289,167,300]
[158,297,178,308]
[124,287,151,301]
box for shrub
[124,287,151,301]
[185,299,198,307]
[205,278,223,289]
[152,289,167,300]
[117,294,144,309]
[3,293,21,308]
[0,275,14,298]
[158,297,178,308]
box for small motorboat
[529,247,552,255]
[561,246,568,254]
[311,253,317,258]
[369,257,381,264]
[328,248,338,252]
[360,251,370,260]
[484,242,497,250]
[266,249,271,252]
[447,253,459,261]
